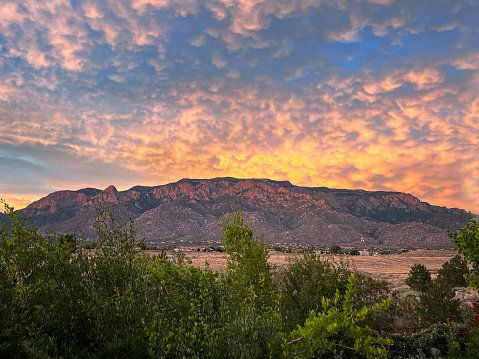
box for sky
[0,0,478,213]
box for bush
[284,273,392,358]
[279,252,351,331]
[388,322,466,359]
[353,273,390,309]
[145,258,223,358]
[388,294,422,334]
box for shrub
[279,252,351,331]
[388,294,422,334]
[145,258,223,358]
[388,322,466,359]
[284,273,392,358]
[353,273,390,309]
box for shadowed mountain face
[19,177,470,249]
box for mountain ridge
[17,177,470,249]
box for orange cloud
[1,194,39,210]
[1,0,478,216]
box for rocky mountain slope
[18,177,470,249]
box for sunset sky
[0,0,478,213]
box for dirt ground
[149,249,459,291]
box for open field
[151,249,460,291]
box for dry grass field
[151,249,459,291]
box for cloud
[452,52,479,70]
[367,0,395,5]
[363,67,444,95]
[225,69,241,79]
[190,35,206,47]
[210,50,227,68]
[0,0,478,214]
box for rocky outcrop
[19,177,470,249]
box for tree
[405,264,432,292]
[329,245,342,254]
[0,201,95,357]
[221,211,273,309]
[417,279,461,326]
[284,273,392,359]
[436,255,469,288]
[450,217,479,290]
[280,252,351,331]
[220,211,283,358]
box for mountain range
[9,177,472,249]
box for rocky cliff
[19,177,470,249]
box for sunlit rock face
[20,177,469,249]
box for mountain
[18,177,470,249]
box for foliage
[4,200,477,358]
[450,216,479,290]
[394,263,462,332]
[279,251,351,331]
[417,279,462,327]
[221,211,274,311]
[220,286,284,359]
[387,323,466,359]
[386,294,422,334]
[84,207,151,357]
[436,255,469,288]
[1,203,87,357]
[329,245,342,254]
[462,298,479,358]
[145,257,223,358]
[219,211,284,358]
[449,218,479,358]
[405,264,432,292]
[284,273,392,359]
[0,202,150,358]
[353,273,390,309]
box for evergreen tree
[406,264,432,292]
[436,255,469,288]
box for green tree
[418,279,462,327]
[284,273,392,359]
[353,273,390,309]
[220,211,283,358]
[450,217,479,290]
[221,211,274,310]
[436,255,469,288]
[405,264,432,292]
[329,245,342,254]
[279,252,351,331]
[84,207,150,357]
[0,201,93,357]
[145,258,223,358]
